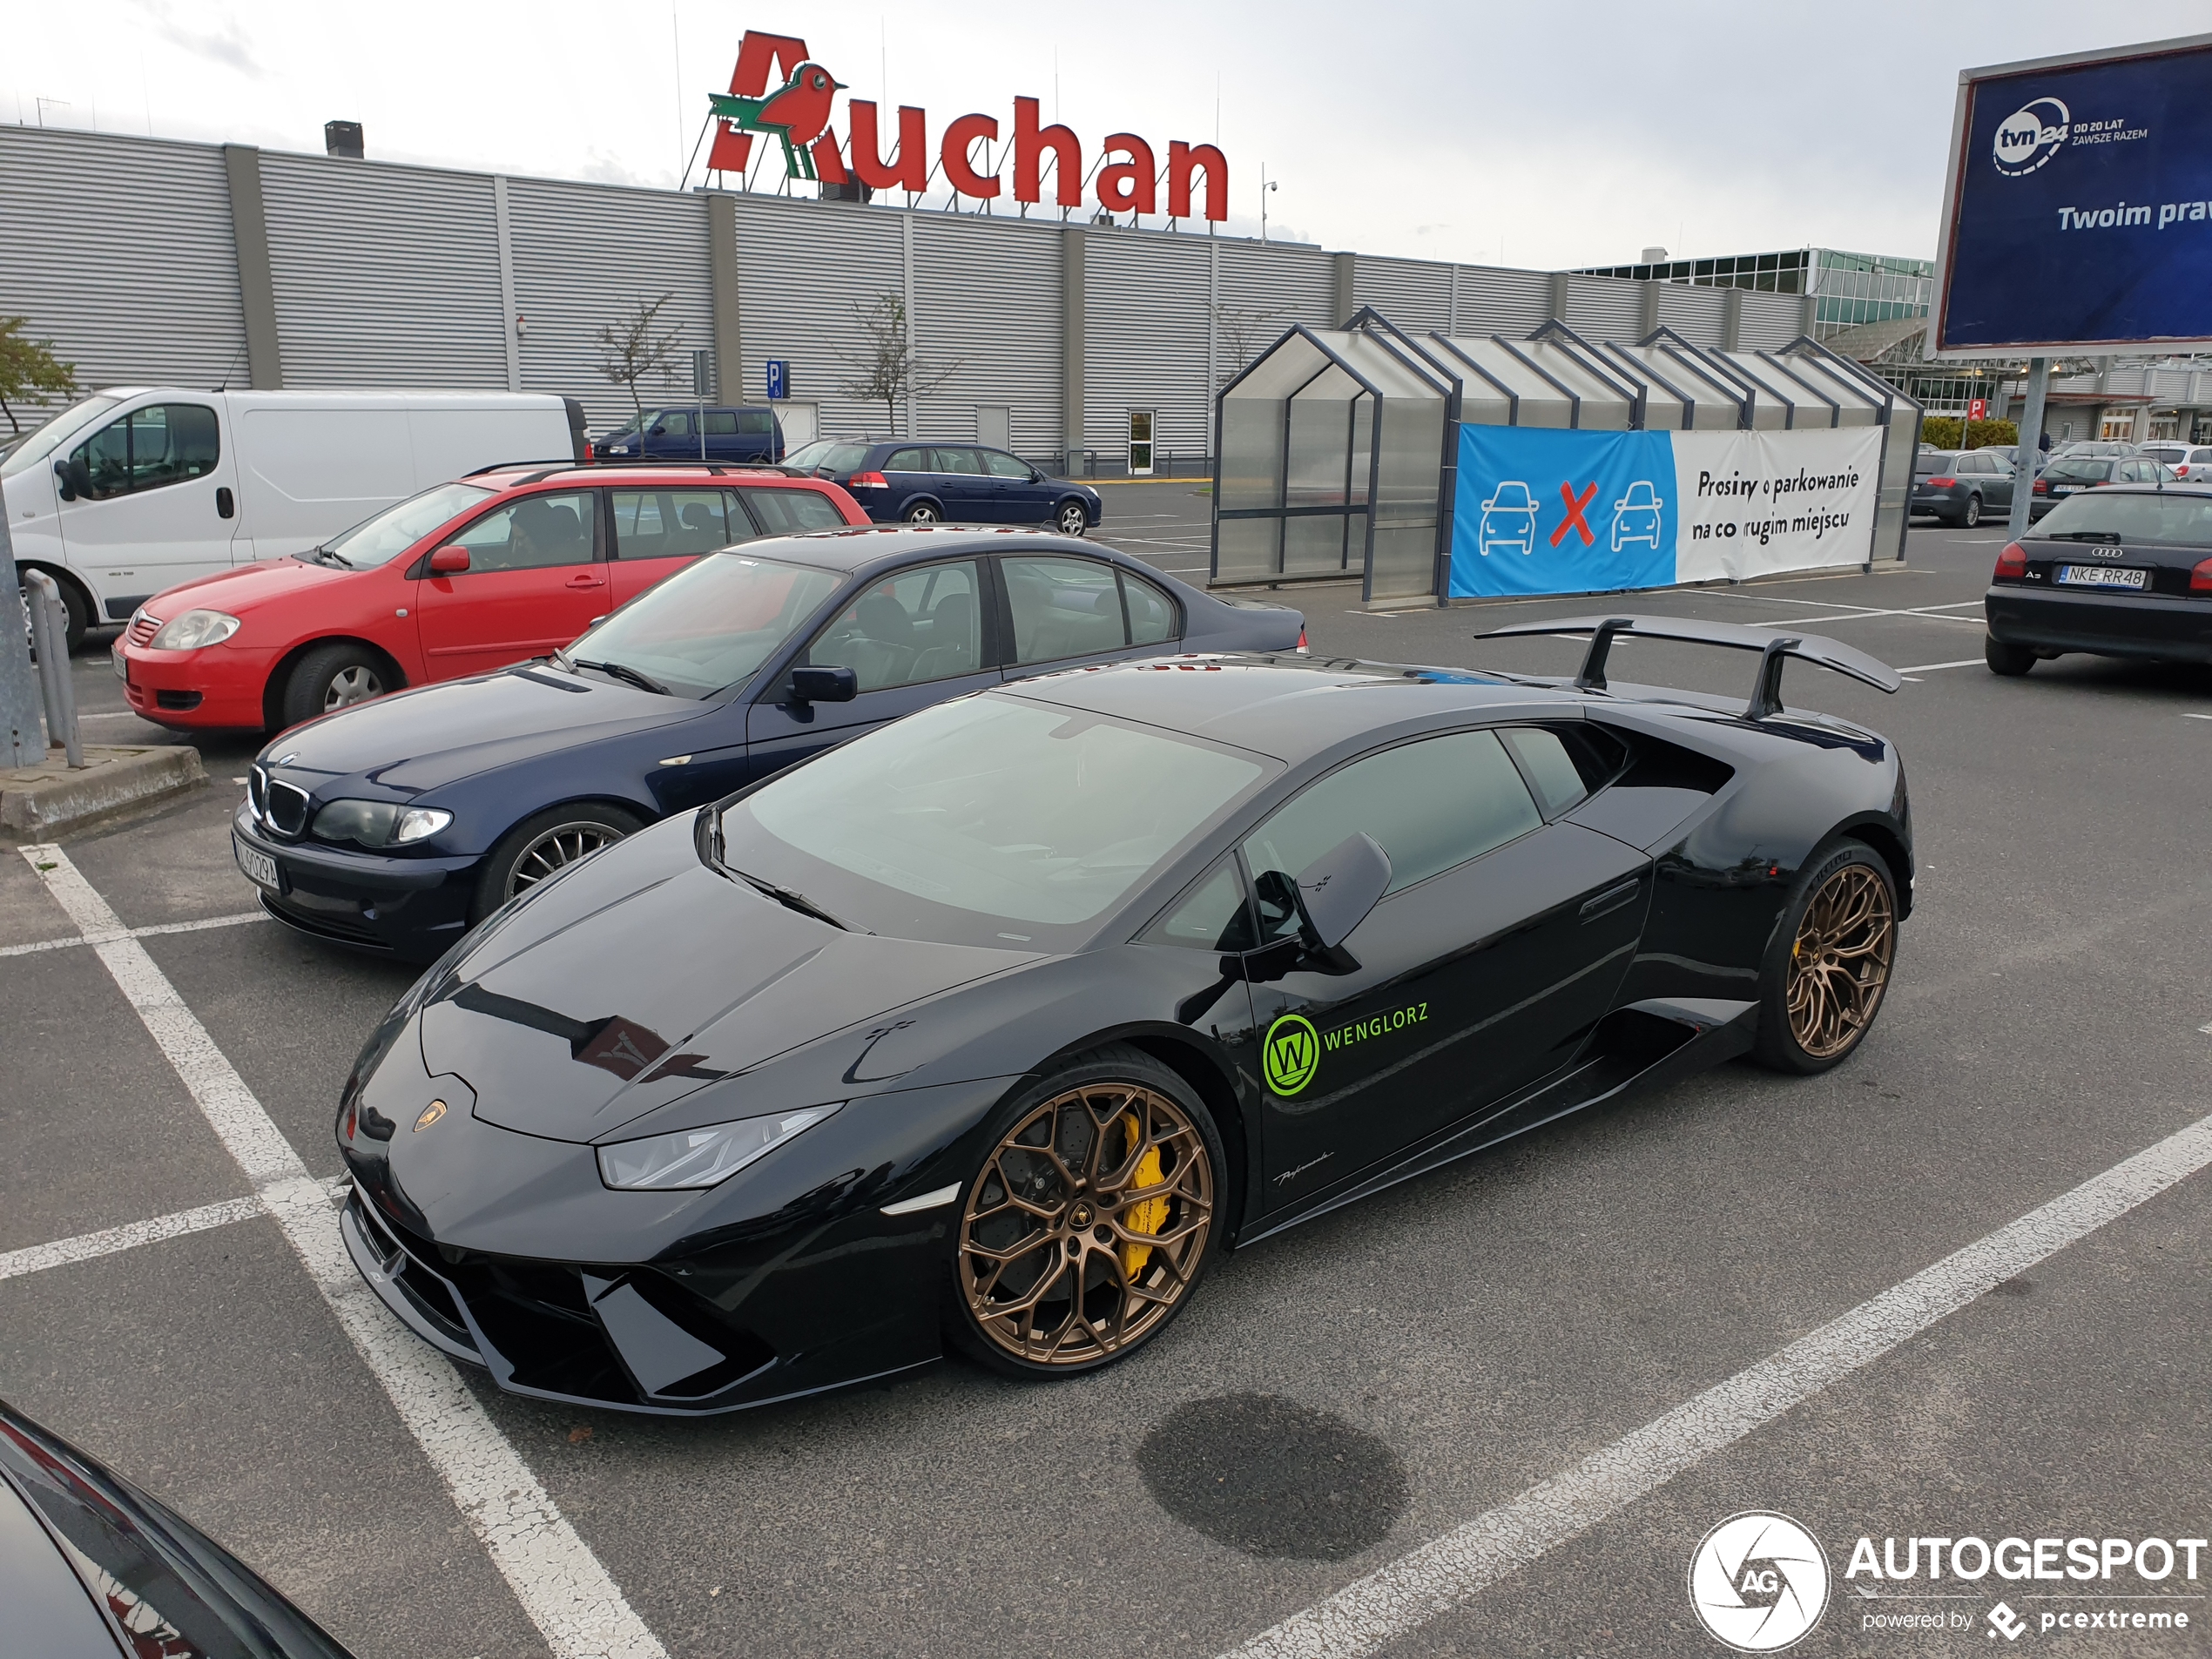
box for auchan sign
[706,30,1230,221]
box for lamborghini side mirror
[1292,833,1392,951]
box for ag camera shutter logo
[1993,97,2069,175]
[1689,1512,1831,1651]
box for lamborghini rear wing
[1475,613,1902,720]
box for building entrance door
[1128,409,1155,476]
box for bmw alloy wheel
[504,820,624,900]
[1784,862,1895,1059]
[959,1076,1214,1367]
[322,664,385,711]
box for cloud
[131,1,261,76]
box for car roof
[468,463,815,491]
[994,654,1556,760]
[705,523,1150,577]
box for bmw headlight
[597,1104,842,1190]
[310,799,454,847]
[148,609,240,650]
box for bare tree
[1214,303,1284,388]
[595,293,684,424]
[0,317,78,435]
[835,293,961,435]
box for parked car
[593,406,785,464]
[784,440,1103,536]
[231,526,1306,959]
[1981,444,2047,476]
[0,1397,356,1657]
[1911,448,2016,527]
[1478,480,1540,556]
[2027,455,2174,520]
[116,463,864,732]
[2139,441,2212,478]
[1985,483,2212,673]
[2049,440,2142,460]
[2,388,588,651]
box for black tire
[945,1042,1224,1378]
[20,569,91,654]
[902,501,941,524]
[471,801,644,922]
[1985,636,2035,677]
[1751,840,1898,1076]
[1055,500,1089,537]
[280,641,397,728]
[1962,494,1982,528]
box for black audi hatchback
[1985,483,2212,672]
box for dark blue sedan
[784,440,1103,536]
[234,525,1304,960]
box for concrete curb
[1,745,207,838]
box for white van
[1,388,585,649]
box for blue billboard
[1936,37,2212,354]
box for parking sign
[765,360,789,401]
[1968,397,1987,421]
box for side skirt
[1238,998,1757,1246]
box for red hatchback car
[116,464,867,731]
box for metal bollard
[22,570,83,769]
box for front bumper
[117,638,276,729]
[234,802,478,955]
[1986,583,2212,664]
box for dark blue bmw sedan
[783,439,1103,536]
[233,525,1304,960]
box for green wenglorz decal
[1263,1003,1429,1096]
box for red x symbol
[1551,481,1597,548]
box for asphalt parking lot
[5,500,2208,1657]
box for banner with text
[1449,423,1885,599]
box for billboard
[1447,426,1885,600]
[1932,34,2212,357]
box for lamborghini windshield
[718,692,1277,949]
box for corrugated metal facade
[259,152,508,388]
[506,177,713,433]
[0,127,246,395]
[2,127,1809,467]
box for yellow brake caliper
[1119,1112,1167,1278]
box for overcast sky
[8,2,2207,269]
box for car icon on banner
[1610,480,1665,553]
[1479,481,1540,555]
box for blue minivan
[784,439,1103,536]
[595,406,785,463]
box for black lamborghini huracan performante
[337,616,1912,1414]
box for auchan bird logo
[710,58,845,181]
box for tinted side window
[1122,570,1177,644]
[1501,727,1589,817]
[983,450,1031,479]
[451,489,597,573]
[1005,556,1128,664]
[806,559,983,691]
[1242,730,1541,934]
[738,410,776,435]
[611,489,742,559]
[658,411,693,437]
[1143,857,1257,953]
[70,403,219,500]
[740,486,847,533]
[703,410,738,435]
[887,448,931,472]
[933,448,984,475]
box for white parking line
[1895,658,1989,675]
[0,1175,354,1282]
[22,845,667,1659]
[0,910,267,960]
[2185,713,2212,722]
[1218,1109,2212,1659]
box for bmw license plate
[2054,563,2148,590]
[233,835,280,892]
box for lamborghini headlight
[148,609,240,650]
[596,1104,842,1190]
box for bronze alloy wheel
[505,821,624,900]
[1785,861,1896,1059]
[959,1078,1214,1367]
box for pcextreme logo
[1263,1003,1431,1097]
[1689,1512,1831,1652]
[705,30,1230,220]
